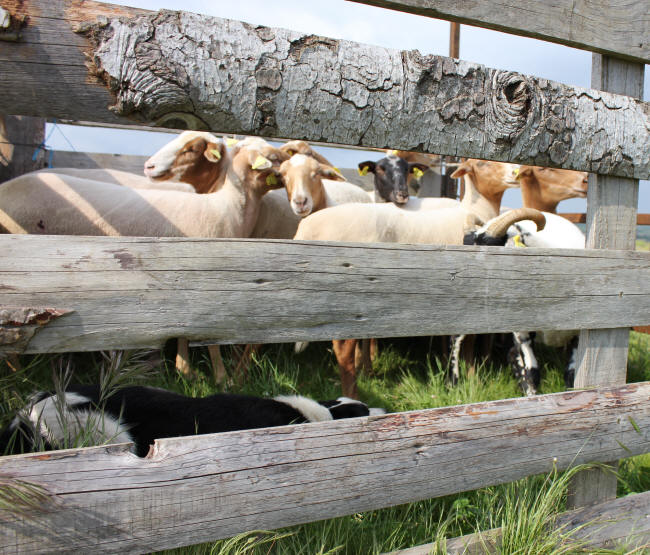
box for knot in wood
[487,72,536,141]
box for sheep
[143,130,229,193]
[37,168,196,192]
[0,385,385,457]
[449,165,589,395]
[279,154,372,216]
[297,158,522,397]
[502,166,589,395]
[294,204,545,398]
[0,139,286,239]
[0,140,288,382]
[358,155,430,205]
[517,165,588,213]
[279,139,339,167]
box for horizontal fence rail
[0,235,649,354]
[350,0,650,64]
[390,489,650,554]
[1,0,649,178]
[1,383,649,554]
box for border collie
[0,385,385,457]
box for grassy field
[1,332,649,554]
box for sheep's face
[519,166,588,202]
[359,156,428,205]
[231,144,288,196]
[280,154,341,216]
[144,131,226,193]
[451,159,521,198]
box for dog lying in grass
[0,385,385,457]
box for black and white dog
[0,385,385,457]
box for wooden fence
[0,0,648,552]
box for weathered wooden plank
[386,489,650,554]
[0,235,648,353]
[559,213,650,226]
[1,1,648,179]
[1,383,649,554]
[349,0,650,63]
[568,55,644,510]
[0,115,46,181]
[50,150,147,173]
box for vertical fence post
[566,55,645,509]
[0,114,47,181]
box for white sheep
[294,203,545,398]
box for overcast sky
[47,0,649,212]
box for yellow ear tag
[286,150,294,156]
[358,166,369,176]
[226,138,239,148]
[252,155,272,170]
[333,167,343,177]
[513,166,521,179]
[389,149,399,155]
[412,167,424,179]
[209,148,221,160]
[513,234,526,248]
[266,174,278,186]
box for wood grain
[568,55,644,510]
[1,383,649,554]
[0,235,648,354]
[386,489,650,554]
[348,0,650,64]
[0,115,46,181]
[0,0,648,178]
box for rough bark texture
[1,383,649,554]
[77,9,649,179]
[0,235,648,354]
[0,1,647,178]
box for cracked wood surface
[0,235,648,354]
[1,383,649,554]
[0,0,648,179]
[350,0,650,64]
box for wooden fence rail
[0,0,648,552]
[0,235,648,354]
[349,0,650,64]
[1,383,650,554]
[1,0,648,178]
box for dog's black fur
[0,385,382,457]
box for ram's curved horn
[484,208,546,238]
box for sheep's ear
[516,166,533,180]
[319,165,345,181]
[451,164,469,179]
[204,142,225,163]
[263,169,284,189]
[409,163,428,179]
[358,161,376,176]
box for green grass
[1,333,649,554]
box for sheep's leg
[564,336,579,389]
[333,339,359,399]
[508,332,539,396]
[233,344,261,384]
[175,338,193,377]
[354,338,373,373]
[370,338,378,361]
[461,334,477,376]
[208,345,227,384]
[448,334,465,385]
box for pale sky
[47,0,649,213]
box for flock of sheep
[0,131,589,455]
